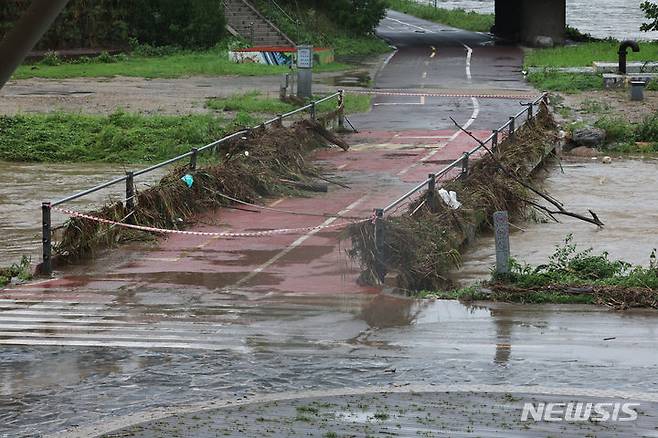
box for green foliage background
[0,0,226,49]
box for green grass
[1,93,369,164]
[206,91,295,113]
[526,71,603,93]
[207,91,372,115]
[593,113,658,152]
[425,235,658,305]
[14,48,348,80]
[0,256,32,287]
[524,41,658,68]
[383,0,494,32]
[0,111,251,163]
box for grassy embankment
[13,43,347,80]
[0,91,370,164]
[525,41,658,92]
[382,0,494,32]
[426,235,658,308]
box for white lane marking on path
[462,43,473,81]
[384,16,431,33]
[230,196,368,288]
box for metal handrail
[381,92,548,215]
[40,91,345,274]
[49,91,341,207]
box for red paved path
[5,129,490,300]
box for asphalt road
[351,10,535,132]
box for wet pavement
[96,390,658,438]
[1,10,658,438]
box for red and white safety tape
[348,89,537,100]
[52,206,366,238]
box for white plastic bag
[438,189,461,210]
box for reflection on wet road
[3,295,658,436]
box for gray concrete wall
[520,0,566,45]
[493,0,566,46]
[494,0,521,40]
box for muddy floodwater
[456,157,658,284]
[0,161,163,268]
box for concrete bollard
[630,80,646,101]
[493,211,511,275]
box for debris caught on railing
[438,189,461,210]
[181,174,194,188]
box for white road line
[462,43,473,81]
[230,197,367,288]
[384,16,431,33]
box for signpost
[493,211,511,275]
[297,45,313,99]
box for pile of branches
[348,107,567,291]
[56,120,341,261]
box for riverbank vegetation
[206,91,372,115]
[0,91,369,163]
[525,41,658,92]
[0,111,245,163]
[525,41,658,68]
[427,236,658,309]
[13,42,348,80]
[0,256,31,288]
[382,0,494,32]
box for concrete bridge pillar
[494,0,566,46]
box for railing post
[338,90,345,130]
[309,101,317,121]
[42,202,52,276]
[374,208,385,283]
[190,147,198,170]
[492,129,499,150]
[280,73,289,100]
[427,173,436,204]
[125,171,135,213]
[527,103,534,122]
[461,152,469,178]
[509,116,515,141]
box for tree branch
[450,117,604,228]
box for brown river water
[456,157,658,283]
[0,161,164,268]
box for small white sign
[297,45,313,69]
